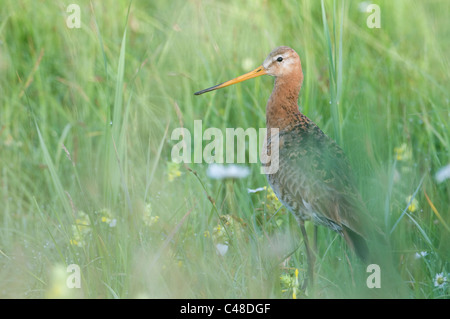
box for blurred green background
[0,0,448,298]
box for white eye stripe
[263,54,288,69]
[275,56,283,62]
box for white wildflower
[434,272,447,288]
[414,251,428,259]
[435,164,450,183]
[215,243,229,256]
[247,186,266,193]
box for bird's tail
[343,227,369,262]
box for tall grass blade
[35,122,72,215]
[390,175,425,235]
[105,4,131,205]
[321,0,344,145]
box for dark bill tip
[194,83,222,96]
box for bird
[195,46,372,286]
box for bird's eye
[277,57,283,62]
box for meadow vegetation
[0,0,448,298]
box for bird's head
[262,46,301,77]
[194,46,301,95]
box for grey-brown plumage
[265,115,369,261]
[263,47,370,261]
[195,46,371,264]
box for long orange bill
[194,65,267,95]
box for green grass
[0,0,448,298]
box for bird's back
[265,113,370,260]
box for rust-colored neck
[266,69,304,131]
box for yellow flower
[266,187,279,202]
[280,269,300,299]
[264,186,284,217]
[75,211,90,227]
[394,143,412,161]
[98,208,117,227]
[406,195,419,212]
[212,224,226,243]
[70,225,86,247]
[293,269,299,299]
[98,208,111,223]
[142,202,159,227]
[214,215,246,244]
[71,211,91,247]
[168,162,182,182]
